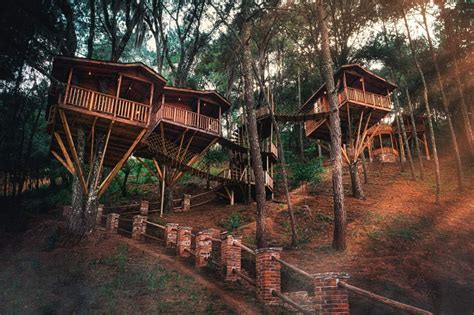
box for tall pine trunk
[240,0,268,249]
[421,5,463,190]
[317,2,346,251]
[402,6,441,203]
[68,127,86,240]
[405,88,425,180]
[392,86,416,180]
[453,59,474,156]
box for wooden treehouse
[393,114,431,160]
[47,56,166,196]
[300,64,397,166]
[134,86,232,200]
[46,56,277,208]
[366,124,399,163]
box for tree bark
[86,0,95,59]
[402,6,441,204]
[394,112,405,172]
[68,126,85,240]
[349,161,364,199]
[84,133,105,235]
[392,86,416,181]
[240,0,267,249]
[405,88,425,180]
[421,4,463,191]
[453,59,474,156]
[317,1,346,251]
[164,186,174,213]
[361,151,368,184]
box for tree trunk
[164,186,174,213]
[240,0,267,249]
[361,152,368,184]
[421,5,463,190]
[84,134,105,235]
[317,2,346,251]
[405,88,425,180]
[349,161,365,199]
[121,164,130,197]
[402,6,441,204]
[394,113,405,172]
[453,59,474,156]
[392,86,416,180]
[68,126,86,240]
[297,68,305,160]
[86,0,95,59]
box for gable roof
[300,64,397,113]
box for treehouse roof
[50,56,167,87]
[300,64,397,113]
[163,86,232,112]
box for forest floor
[157,155,474,314]
[1,155,472,314]
[0,223,259,314]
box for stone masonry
[176,226,192,257]
[314,272,350,315]
[132,215,147,241]
[195,230,212,267]
[140,200,149,216]
[106,213,120,232]
[96,204,104,225]
[256,247,282,305]
[221,235,241,281]
[164,223,178,248]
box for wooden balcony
[262,140,278,158]
[156,104,220,135]
[313,88,391,114]
[221,167,274,189]
[60,85,151,125]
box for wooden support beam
[136,157,161,181]
[152,158,163,180]
[98,128,146,197]
[51,150,74,175]
[87,117,98,185]
[341,145,351,165]
[54,132,74,172]
[95,121,114,188]
[58,110,88,195]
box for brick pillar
[314,272,350,315]
[164,223,179,248]
[96,204,104,225]
[140,200,149,216]
[176,226,192,257]
[221,235,241,281]
[256,247,282,305]
[132,215,147,241]
[182,194,191,212]
[106,213,120,232]
[195,230,212,267]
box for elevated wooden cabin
[47,56,166,168]
[136,86,231,166]
[300,64,397,141]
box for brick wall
[132,215,147,241]
[106,213,120,232]
[176,226,192,257]
[164,223,179,248]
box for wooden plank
[95,121,114,189]
[54,132,74,172]
[51,150,74,175]
[152,158,163,180]
[98,128,146,196]
[58,110,88,195]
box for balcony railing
[345,87,391,109]
[62,85,150,124]
[311,88,391,114]
[156,104,220,135]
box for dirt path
[116,234,262,315]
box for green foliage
[287,144,324,187]
[224,212,243,231]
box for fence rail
[338,281,432,315]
